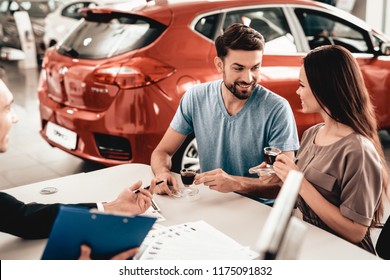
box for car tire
[171,133,200,173]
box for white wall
[354,0,390,36]
[365,0,384,32]
[385,0,390,36]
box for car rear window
[57,12,166,59]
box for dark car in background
[0,0,61,60]
[37,0,390,171]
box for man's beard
[223,79,256,100]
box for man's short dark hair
[215,23,265,59]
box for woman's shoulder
[343,134,378,159]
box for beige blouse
[296,123,383,254]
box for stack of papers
[137,220,258,260]
[141,206,166,222]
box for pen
[134,180,164,212]
[134,180,165,193]
[150,199,160,212]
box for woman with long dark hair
[273,45,388,254]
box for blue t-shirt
[170,80,299,177]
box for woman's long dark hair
[303,45,388,227]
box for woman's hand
[250,162,282,186]
[273,154,299,183]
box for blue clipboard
[41,206,156,260]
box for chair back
[376,215,390,259]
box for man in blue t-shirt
[151,23,299,201]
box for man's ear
[214,56,223,73]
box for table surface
[0,163,379,260]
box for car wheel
[171,133,200,173]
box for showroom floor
[0,61,106,190]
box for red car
[38,0,390,171]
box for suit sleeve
[0,192,96,239]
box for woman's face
[296,66,322,114]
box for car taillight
[93,57,176,89]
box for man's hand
[103,179,156,215]
[194,168,241,193]
[78,244,139,260]
[154,171,178,196]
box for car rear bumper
[38,86,175,166]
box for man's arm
[0,192,96,239]
[151,127,187,195]
[0,180,155,239]
[194,168,281,198]
[194,151,295,198]
[234,176,282,198]
[240,150,295,197]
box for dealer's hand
[78,244,139,260]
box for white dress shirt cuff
[96,202,105,212]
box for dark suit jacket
[0,192,96,239]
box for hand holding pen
[102,179,160,215]
[134,180,165,211]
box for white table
[0,163,379,260]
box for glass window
[223,7,297,53]
[6,0,60,18]
[194,14,220,40]
[58,13,166,59]
[9,1,19,12]
[295,8,369,53]
[62,2,94,20]
[0,1,10,13]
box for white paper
[138,220,258,260]
[140,206,166,222]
